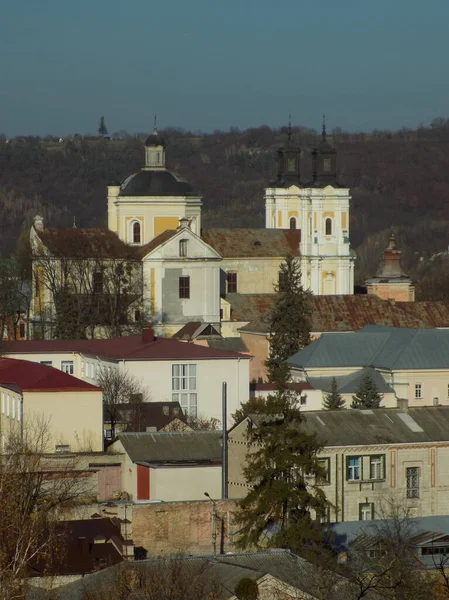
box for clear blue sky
[1,0,448,136]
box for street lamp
[204,492,217,556]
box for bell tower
[311,115,338,187]
[144,118,166,170]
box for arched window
[133,221,141,244]
[325,218,332,236]
[289,217,297,230]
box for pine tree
[351,371,383,409]
[323,377,345,410]
[98,116,108,137]
[266,254,313,385]
[234,388,329,555]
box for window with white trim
[61,361,74,375]
[16,398,21,421]
[369,455,384,480]
[347,456,361,481]
[179,239,188,257]
[172,364,197,417]
[325,218,333,236]
[415,383,422,399]
[359,503,374,521]
[132,221,141,244]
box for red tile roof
[3,333,251,361]
[0,358,101,392]
[37,228,137,259]
[201,228,301,258]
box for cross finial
[287,111,292,146]
[153,114,158,135]
[322,113,327,141]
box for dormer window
[179,239,188,257]
[133,221,141,244]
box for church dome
[145,133,165,147]
[119,170,195,197]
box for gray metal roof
[117,431,222,464]
[308,367,394,395]
[288,325,449,370]
[247,406,449,446]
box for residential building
[108,431,222,501]
[288,325,449,408]
[4,325,251,425]
[228,407,449,522]
[0,357,103,452]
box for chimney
[142,323,154,344]
[34,215,44,232]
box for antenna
[153,114,157,134]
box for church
[30,125,357,338]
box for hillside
[2,122,449,296]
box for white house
[4,326,251,425]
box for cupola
[312,116,338,187]
[144,118,166,170]
[275,121,302,187]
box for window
[359,503,374,521]
[317,458,330,484]
[40,361,53,367]
[227,273,238,294]
[369,455,385,480]
[415,383,422,399]
[406,467,420,498]
[289,217,297,230]
[134,309,141,322]
[172,364,197,417]
[133,221,141,244]
[325,218,332,236]
[93,271,103,294]
[55,444,70,453]
[323,157,331,172]
[61,361,74,375]
[17,398,21,422]
[179,239,188,257]
[347,456,361,481]
[179,276,190,299]
[278,271,288,293]
[19,323,25,338]
[300,394,307,406]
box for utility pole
[222,382,228,499]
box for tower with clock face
[264,122,354,295]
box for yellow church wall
[323,211,335,219]
[288,210,298,218]
[341,212,347,229]
[277,212,282,227]
[154,217,180,237]
[222,257,284,294]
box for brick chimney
[142,323,154,344]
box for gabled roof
[133,229,178,259]
[201,228,301,258]
[117,431,222,464]
[244,406,449,446]
[288,325,449,370]
[36,228,137,260]
[4,333,251,362]
[172,322,222,341]
[0,358,101,392]
[308,367,394,395]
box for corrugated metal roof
[308,367,394,395]
[118,431,222,463]
[247,407,449,446]
[288,326,449,370]
[201,229,301,258]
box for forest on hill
[2,120,449,297]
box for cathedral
[30,124,357,337]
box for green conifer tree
[323,377,345,410]
[98,116,108,137]
[266,254,313,385]
[351,371,383,409]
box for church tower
[265,118,354,295]
[107,126,202,245]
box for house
[4,325,251,425]
[0,357,103,452]
[288,325,449,408]
[108,431,223,501]
[228,406,449,522]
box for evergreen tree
[266,254,313,385]
[98,116,108,137]
[351,371,383,409]
[234,388,329,555]
[323,377,345,410]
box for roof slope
[37,228,137,259]
[288,326,449,370]
[4,333,251,362]
[201,229,301,258]
[247,407,449,446]
[0,358,101,392]
[119,169,195,197]
[117,431,222,463]
[308,367,394,395]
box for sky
[1,0,449,136]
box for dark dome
[119,170,195,197]
[145,133,166,147]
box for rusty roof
[232,294,449,333]
[38,228,137,260]
[201,228,301,258]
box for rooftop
[308,367,395,395]
[201,228,301,258]
[0,358,101,393]
[37,228,136,260]
[119,169,196,197]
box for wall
[220,257,284,295]
[383,369,449,408]
[367,282,415,302]
[240,331,269,381]
[23,390,103,452]
[150,465,221,501]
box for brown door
[137,464,150,500]
[98,466,121,501]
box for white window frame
[360,503,374,521]
[406,466,420,498]
[369,455,384,480]
[347,456,361,481]
[129,220,142,244]
[172,364,197,417]
[415,383,422,399]
[61,360,74,375]
[179,239,188,257]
